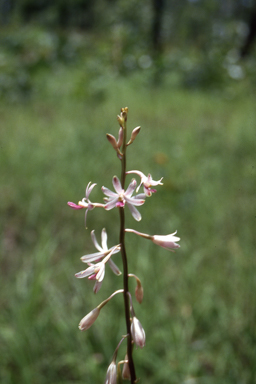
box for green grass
[1,77,256,384]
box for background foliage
[1,1,256,383]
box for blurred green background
[1,1,256,383]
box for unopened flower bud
[78,307,100,331]
[117,114,124,127]
[116,127,124,148]
[104,361,117,384]
[131,316,146,348]
[122,354,130,380]
[106,133,118,149]
[135,282,144,304]
[127,126,141,146]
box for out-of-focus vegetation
[1,1,256,383]
[0,0,256,101]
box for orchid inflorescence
[68,108,180,383]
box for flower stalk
[118,108,136,383]
[68,107,180,383]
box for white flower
[104,361,117,384]
[152,231,180,250]
[67,182,104,227]
[102,176,146,221]
[131,317,146,348]
[75,229,121,293]
[79,307,100,331]
[81,229,121,266]
[126,170,163,196]
[126,228,180,251]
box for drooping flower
[79,307,100,331]
[131,316,146,348]
[125,228,180,251]
[105,336,126,384]
[67,182,104,227]
[104,361,117,384]
[102,176,146,221]
[126,170,163,196]
[152,231,180,251]
[79,290,124,331]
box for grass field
[1,75,256,383]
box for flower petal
[102,186,118,197]
[125,196,145,206]
[108,259,122,275]
[81,251,105,263]
[101,228,108,251]
[91,230,103,252]
[127,203,142,221]
[105,197,120,210]
[125,179,137,197]
[112,176,123,194]
[93,280,102,294]
[86,182,97,199]
[75,265,95,278]
[67,202,84,209]
[96,263,105,282]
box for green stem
[119,111,136,383]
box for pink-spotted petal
[125,179,137,197]
[125,196,145,206]
[112,176,123,194]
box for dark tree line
[1,0,256,56]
